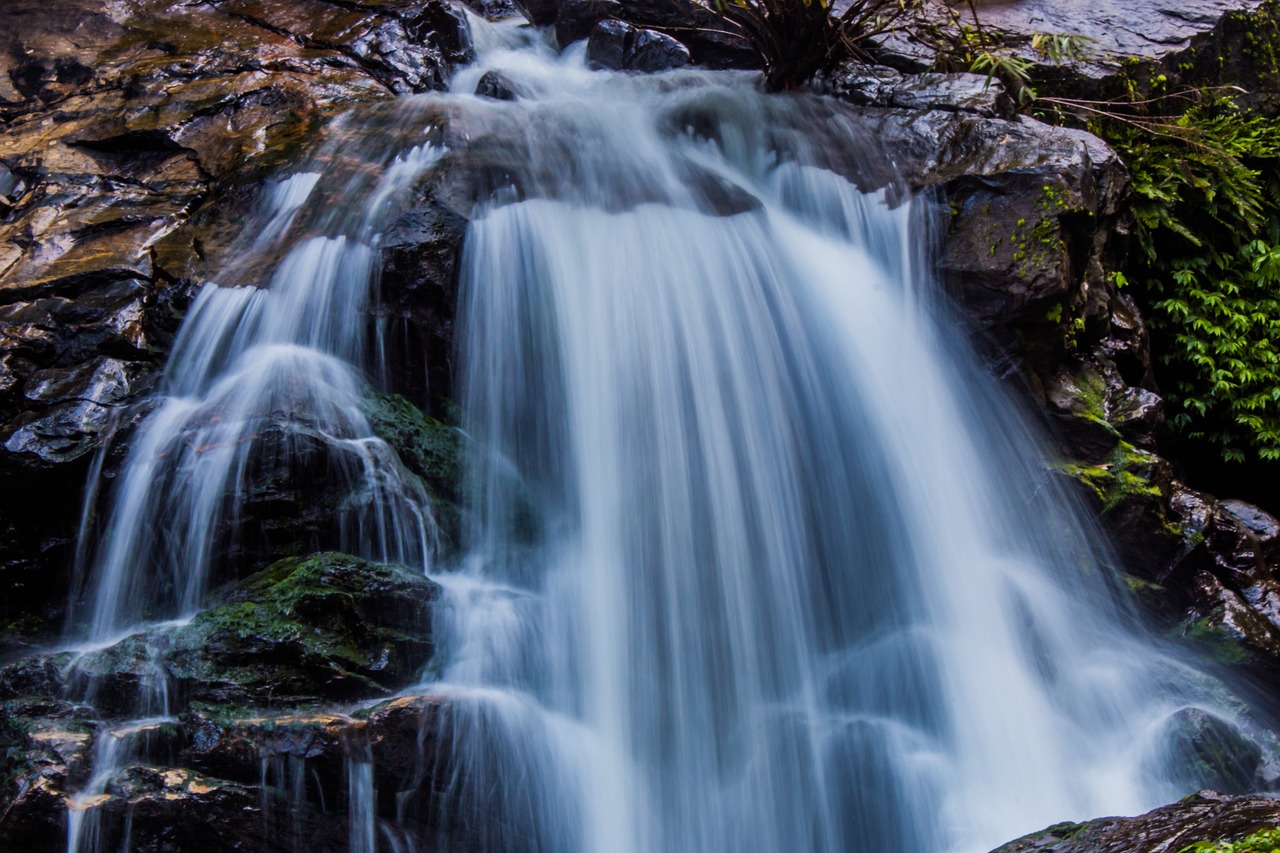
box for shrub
[708,0,916,91]
[1094,101,1280,464]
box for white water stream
[62,12,1265,853]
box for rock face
[2,553,440,714]
[991,791,1280,853]
[517,0,759,67]
[0,0,1279,850]
[967,0,1266,67]
[884,0,1276,108]
[0,694,453,853]
[0,553,444,852]
[0,0,473,650]
[586,20,692,73]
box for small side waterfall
[58,11,1268,853]
[61,107,450,852]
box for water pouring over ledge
[60,12,1271,853]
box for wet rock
[517,0,757,68]
[955,0,1274,108]
[555,0,625,47]
[183,694,452,824]
[363,392,466,551]
[990,790,1280,853]
[1,553,440,715]
[1047,358,1164,456]
[377,177,470,408]
[182,708,351,791]
[463,0,523,20]
[475,70,522,100]
[819,63,1015,118]
[159,552,438,707]
[0,701,94,850]
[1161,708,1267,795]
[587,20,691,73]
[811,103,1129,395]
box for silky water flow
[59,12,1273,853]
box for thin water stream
[59,11,1267,853]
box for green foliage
[1178,616,1252,667]
[1180,827,1280,853]
[1096,102,1280,463]
[969,47,1035,104]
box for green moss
[1179,826,1280,852]
[153,552,438,700]
[1058,441,1163,511]
[363,391,466,550]
[1178,617,1251,666]
[362,392,463,501]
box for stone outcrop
[586,19,692,72]
[0,693,451,852]
[876,0,1278,111]
[0,553,443,851]
[992,790,1280,853]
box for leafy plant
[969,46,1035,103]
[920,0,1280,470]
[707,0,918,91]
[1180,827,1280,853]
[1095,101,1280,462]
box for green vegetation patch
[1181,827,1280,853]
[1098,101,1280,465]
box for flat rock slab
[992,791,1280,853]
[967,0,1265,58]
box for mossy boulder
[363,392,466,550]
[170,552,439,705]
[1,553,440,716]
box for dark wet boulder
[476,69,522,100]
[376,173,471,409]
[181,693,452,826]
[515,0,757,68]
[463,0,523,20]
[586,20,691,73]
[0,701,95,850]
[554,0,625,46]
[819,63,1014,119]
[363,392,467,552]
[990,790,1280,853]
[1159,708,1268,796]
[0,553,440,715]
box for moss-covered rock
[1,553,440,716]
[363,392,466,550]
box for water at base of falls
[59,11,1273,853]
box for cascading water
[61,10,1270,853]
[61,106,449,852]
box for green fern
[1096,101,1280,464]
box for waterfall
[61,10,1263,853]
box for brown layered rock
[992,790,1280,853]
[0,0,472,649]
[0,693,453,852]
